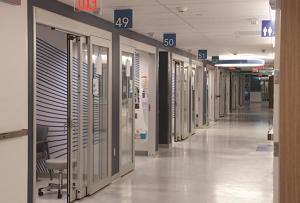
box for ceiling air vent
[235,31,261,38]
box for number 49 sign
[114,9,133,29]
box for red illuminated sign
[259,74,263,76]
[253,68,258,73]
[230,67,235,70]
[74,0,101,11]
[3,0,21,5]
[259,66,264,69]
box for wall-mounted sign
[259,74,263,76]
[74,0,101,11]
[253,68,258,73]
[230,67,235,70]
[2,0,21,4]
[198,50,207,59]
[259,65,264,69]
[163,34,176,47]
[114,9,133,29]
[212,56,219,64]
[262,20,275,37]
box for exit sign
[2,0,21,4]
[74,0,101,11]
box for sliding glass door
[87,36,112,195]
[120,44,135,176]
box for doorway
[34,12,112,202]
[134,50,156,156]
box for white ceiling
[59,0,275,66]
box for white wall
[0,1,28,203]
[250,92,262,102]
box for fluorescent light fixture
[219,54,274,60]
[215,60,265,67]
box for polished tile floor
[78,102,273,203]
[37,102,273,203]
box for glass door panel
[120,44,135,176]
[183,66,189,137]
[191,68,196,132]
[67,35,79,203]
[175,63,181,141]
[88,36,111,195]
[121,51,134,167]
[92,45,108,182]
[81,40,88,189]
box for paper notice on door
[93,79,99,95]
[95,54,102,75]
[126,59,130,77]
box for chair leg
[58,170,63,199]
[49,169,53,180]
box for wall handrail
[0,129,28,141]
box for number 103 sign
[114,9,133,29]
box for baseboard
[111,173,120,183]
[159,143,172,149]
[135,151,148,156]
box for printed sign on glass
[262,20,275,37]
[253,68,258,73]
[163,34,176,47]
[198,50,207,59]
[114,9,133,29]
[74,0,101,11]
[212,56,219,64]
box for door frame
[33,7,112,202]
[173,54,191,140]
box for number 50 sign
[114,9,133,29]
[163,34,176,47]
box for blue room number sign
[163,34,176,47]
[114,9,133,29]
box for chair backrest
[36,126,49,153]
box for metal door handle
[64,123,67,133]
[73,124,78,134]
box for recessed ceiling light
[196,14,203,16]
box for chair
[38,158,68,199]
[38,158,77,199]
[36,126,52,180]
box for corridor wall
[0,1,28,203]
